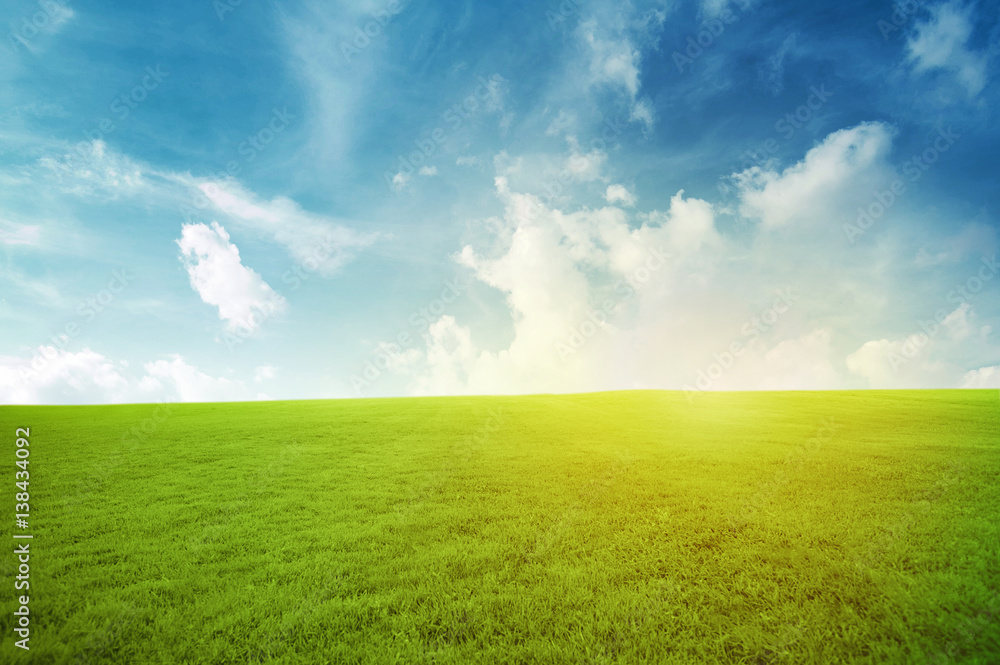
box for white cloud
[177,222,286,332]
[605,184,636,207]
[0,346,257,405]
[564,136,608,183]
[906,0,989,98]
[38,140,147,199]
[961,365,999,389]
[142,355,250,403]
[942,302,972,341]
[846,336,922,387]
[577,15,661,131]
[0,346,130,405]
[418,166,438,176]
[736,122,895,228]
[374,174,725,396]
[254,365,276,383]
[0,221,41,246]
[391,171,410,192]
[701,0,757,19]
[546,109,578,137]
[196,180,380,276]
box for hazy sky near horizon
[1,0,998,404]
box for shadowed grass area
[1,390,998,663]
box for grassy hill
[2,390,998,663]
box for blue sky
[1,0,998,404]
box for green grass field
[1,390,998,664]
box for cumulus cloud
[0,347,253,405]
[177,222,286,332]
[142,355,250,403]
[418,166,438,176]
[961,365,998,389]
[390,171,410,192]
[735,122,895,228]
[254,365,276,382]
[906,0,989,98]
[605,184,636,207]
[369,173,727,396]
[0,346,130,405]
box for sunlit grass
[1,390,998,663]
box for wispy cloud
[906,0,989,98]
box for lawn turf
[1,390,998,664]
